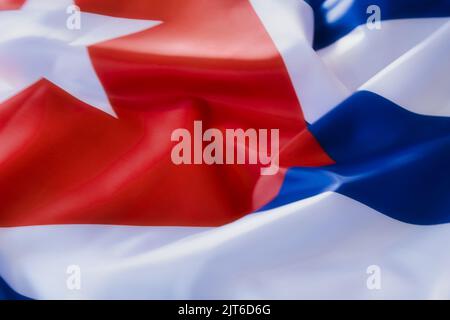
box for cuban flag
[0,0,449,300]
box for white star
[0,0,161,117]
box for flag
[0,0,449,299]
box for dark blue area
[262,91,450,225]
[304,0,450,50]
[0,276,30,300]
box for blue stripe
[0,276,30,300]
[305,0,450,50]
[262,91,450,225]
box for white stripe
[361,21,450,117]
[318,18,449,92]
[2,192,450,299]
[250,0,350,123]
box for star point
[0,0,161,117]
